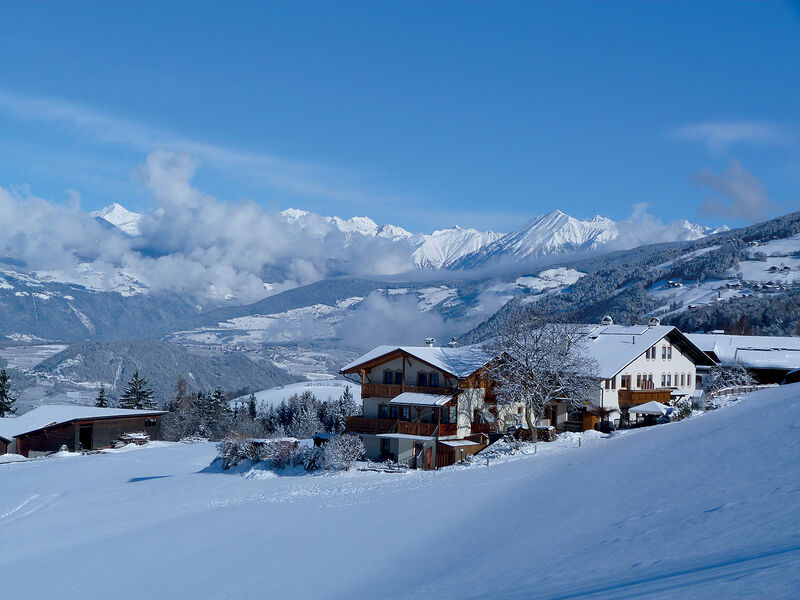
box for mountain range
[94,203,727,274]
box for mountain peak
[90,203,143,236]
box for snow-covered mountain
[450,211,731,270]
[90,203,144,236]
[280,208,414,242]
[412,226,504,269]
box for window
[661,374,666,387]
[675,373,679,387]
[390,405,399,419]
[429,372,440,387]
[380,438,391,458]
[401,406,410,420]
[144,418,157,427]
[611,376,616,390]
[662,346,667,359]
[383,370,393,384]
[680,373,685,387]
[604,379,610,390]
[394,371,403,385]
[417,372,428,387]
[620,375,631,389]
[379,405,389,419]
[666,374,672,386]
[668,346,673,360]
[636,374,642,388]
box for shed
[0,405,166,457]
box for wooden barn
[0,405,165,457]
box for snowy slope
[1,384,798,599]
[232,379,361,407]
[411,226,503,269]
[90,203,144,236]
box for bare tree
[485,308,599,437]
[703,363,755,393]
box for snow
[1,384,797,598]
[342,344,493,378]
[0,405,165,440]
[232,380,361,408]
[515,266,585,290]
[90,202,144,236]
[388,392,453,406]
[687,333,800,370]
[416,286,458,311]
[628,400,668,415]
[411,226,503,269]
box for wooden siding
[361,383,457,399]
[617,389,672,406]
[436,441,487,468]
[0,438,8,455]
[15,415,161,457]
[346,416,457,438]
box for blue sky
[0,1,798,232]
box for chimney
[425,337,436,348]
[448,337,458,348]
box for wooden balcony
[618,389,672,406]
[346,416,458,438]
[361,383,457,399]
[470,422,497,436]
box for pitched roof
[341,344,493,378]
[573,324,714,379]
[687,333,800,370]
[0,405,165,440]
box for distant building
[0,405,165,457]
[687,333,800,384]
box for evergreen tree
[0,369,17,417]
[247,393,257,421]
[290,401,323,439]
[119,370,157,410]
[94,384,110,408]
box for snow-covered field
[2,385,798,599]
[232,379,361,407]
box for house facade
[340,344,521,469]
[546,319,715,430]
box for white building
[686,332,800,384]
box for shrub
[291,445,325,471]
[217,435,261,470]
[323,434,365,471]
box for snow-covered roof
[341,344,493,378]
[0,405,165,440]
[573,324,712,379]
[440,439,483,447]
[388,392,454,407]
[687,333,800,370]
[628,401,668,415]
[375,433,433,441]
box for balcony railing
[346,416,458,438]
[361,383,457,399]
[617,389,672,406]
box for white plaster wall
[599,338,697,412]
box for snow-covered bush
[703,364,755,393]
[291,445,325,471]
[323,434,365,471]
[268,439,296,469]
[671,399,693,421]
[217,435,262,470]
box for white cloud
[695,160,779,224]
[0,89,408,207]
[671,121,792,154]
